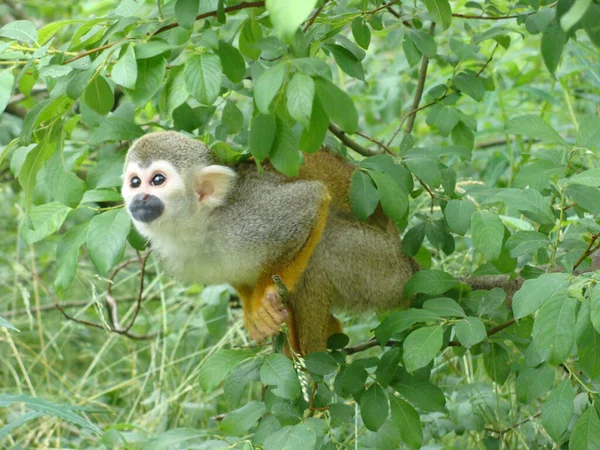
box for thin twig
[303,0,329,32]
[452,13,525,20]
[486,412,541,435]
[573,232,600,271]
[404,22,436,135]
[355,131,394,155]
[344,338,398,355]
[476,44,498,77]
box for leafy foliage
[1,0,600,448]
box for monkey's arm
[218,170,332,345]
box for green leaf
[86,209,131,276]
[506,115,567,146]
[352,17,371,49]
[314,77,358,133]
[249,114,276,161]
[224,358,262,407]
[270,120,300,176]
[124,56,166,107]
[0,394,100,434]
[577,115,600,148]
[360,384,389,431]
[359,155,414,194]
[404,270,458,298]
[111,45,137,89]
[264,424,317,450]
[368,170,408,223]
[407,29,437,58]
[254,62,287,114]
[576,309,600,379]
[336,364,368,396]
[198,349,257,393]
[483,343,510,385]
[217,41,246,83]
[21,202,71,245]
[327,44,365,81]
[505,231,552,258]
[375,347,403,387]
[300,95,328,153]
[591,285,600,333]
[81,189,123,204]
[453,72,485,102]
[403,37,422,67]
[542,20,567,77]
[165,65,189,116]
[55,223,88,293]
[265,0,318,42]
[0,411,42,439]
[220,401,266,437]
[567,168,600,187]
[390,396,423,449]
[350,170,380,221]
[260,354,301,400]
[292,58,332,79]
[470,210,504,261]
[451,121,475,150]
[18,142,55,208]
[542,379,574,442]
[492,188,555,225]
[184,53,222,106]
[239,19,262,60]
[390,368,446,412]
[87,156,124,189]
[533,295,576,365]
[174,0,199,29]
[454,317,487,348]
[375,308,441,344]
[444,199,476,235]
[423,297,465,317]
[402,223,426,258]
[516,366,555,405]
[0,20,38,44]
[403,325,444,372]
[0,70,14,114]
[424,0,452,30]
[435,106,460,135]
[512,273,569,320]
[304,352,338,376]
[83,76,114,116]
[286,73,314,127]
[221,100,243,134]
[135,40,173,60]
[570,407,600,450]
[0,315,19,332]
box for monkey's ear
[194,165,237,207]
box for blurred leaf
[55,222,88,293]
[174,0,199,29]
[0,316,19,332]
[0,70,14,114]
[407,29,437,58]
[541,20,567,76]
[198,349,257,393]
[506,115,567,146]
[266,0,317,42]
[0,20,38,44]
[352,17,371,49]
[141,428,208,450]
[264,423,317,450]
[577,115,600,148]
[424,0,452,30]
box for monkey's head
[122,132,237,236]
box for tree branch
[328,123,382,157]
[303,0,329,32]
[573,232,600,271]
[404,22,435,135]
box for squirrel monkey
[122,132,418,354]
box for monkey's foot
[244,289,288,343]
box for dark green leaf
[270,120,300,176]
[124,56,166,107]
[375,308,441,344]
[249,114,276,161]
[483,343,510,385]
[304,352,338,376]
[390,396,423,449]
[220,401,266,437]
[314,77,358,133]
[174,0,199,30]
[541,20,566,76]
[407,29,437,58]
[390,368,446,412]
[404,270,459,298]
[375,347,402,387]
[360,384,389,431]
[455,317,487,348]
[350,170,380,221]
[327,44,365,81]
[300,95,328,153]
[444,199,476,235]
[368,170,408,223]
[217,41,246,83]
[352,17,371,49]
[260,354,301,400]
[541,379,574,442]
[286,73,314,127]
[54,223,88,293]
[570,407,600,450]
[198,349,257,393]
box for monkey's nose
[129,193,164,223]
[143,194,149,201]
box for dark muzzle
[129,194,164,223]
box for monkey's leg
[242,192,331,344]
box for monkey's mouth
[129,194,165,224]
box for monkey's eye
[130,176,141,188]
[151,174,166,186]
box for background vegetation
[1,0,600,448]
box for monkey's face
[122,158,237,236]
[122,160,189,231]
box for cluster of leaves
[2,0,600,448]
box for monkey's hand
[243,288,288,343]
